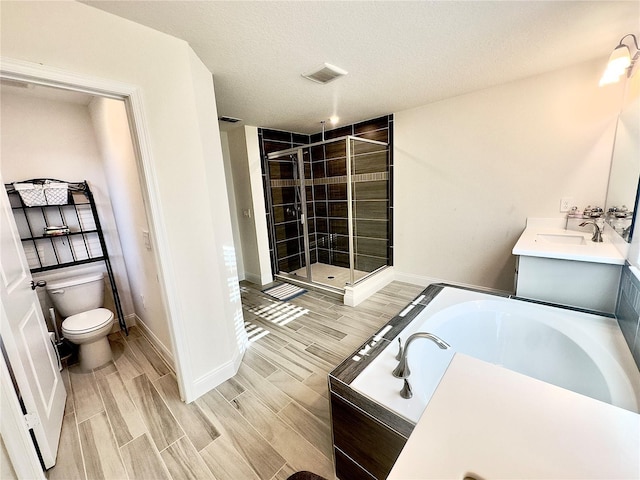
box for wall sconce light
[600,33,639,86]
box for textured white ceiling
[83,1,639,134]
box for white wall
[89,97,172,361]
[227,126,272,286]
[1,1,243,402]
[220,131,246,281]
[394,58,625,292]
[183,48,248,374]
[0,91,136,326]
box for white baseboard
[344,267,395,306]
[129,314,246,403]
[244,272,263,286]
[124,313,136,328]
[131,314,176,371]
[188,346,245,402]
[109,313,136,334]
[394,271,511,296]
[393,271,443,287]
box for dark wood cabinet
[334,446,376,480]
[331,392,409,479]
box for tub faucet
[579,221,603,243]
[392,332,450,380]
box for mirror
[604,75,640,242]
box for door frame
[0,59,188,394]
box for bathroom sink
[536,234,586,245]
[512,219,625,265]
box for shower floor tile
[288,262,368,288]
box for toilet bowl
[61,308,114,371]
[46,273,115,371]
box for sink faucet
[392,332,450,379]
[579,221,603,243]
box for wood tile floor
[47,280,424,480]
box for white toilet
[46,272,115,371]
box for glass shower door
[349,136,390,284]
[266,149,312,282]
[264,134,390,292]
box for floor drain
[327,276,335,279]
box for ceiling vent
[218,116,242,123]
[302,63,348,84]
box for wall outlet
[560,197,573,212]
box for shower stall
[263,134,391,294]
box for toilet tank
[45,273,105,318]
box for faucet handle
[400,378,413,399]
[395,337,403,361]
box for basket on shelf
[13,181,68,206]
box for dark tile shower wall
[310,115,393,274]
[259,114,393,278]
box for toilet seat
[62,308,113,334]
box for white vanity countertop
[388,354,640,480]
[512,225,625,264]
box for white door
[0,184,66,469]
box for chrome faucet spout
[579,221,603,243]
[392,332,450,379]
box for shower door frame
[267,135,389,292]
[266,148,313,283]
[345,135,389,286]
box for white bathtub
[351,286,640,423]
